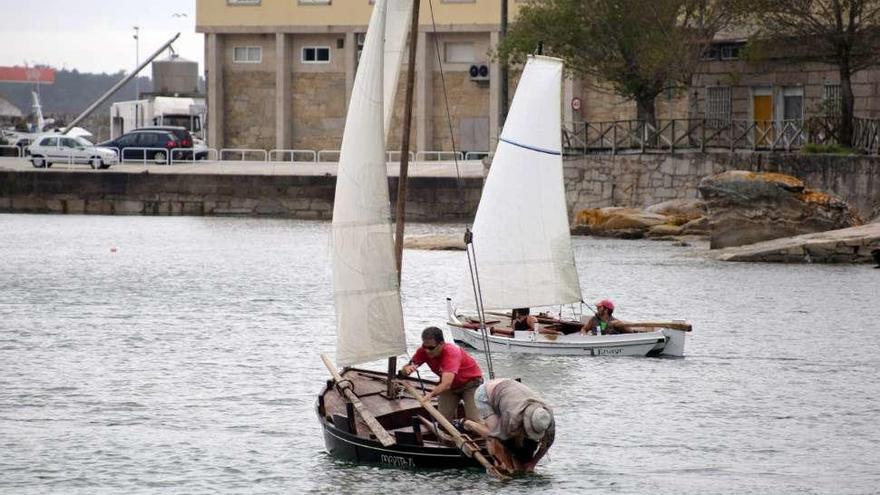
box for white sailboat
[446,56,690,357]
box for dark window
[137,133,162,147]
[302,46,331,63]
[720,45,740,60]
[117,134,138,147]
[783,95,804,121]
[702,43,742,61]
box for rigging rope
[427,0,462,182]
[464,228,495,379]
[427,0,494,379]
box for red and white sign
[571,97,582,111]
[0,66,56,84]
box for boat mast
[394,0,420,278]
[389,0,421,396]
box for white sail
[332,0,406,366]
[383,0,414,136]
[461,56,582,311]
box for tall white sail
[462,56,581,311]
[332,0,406,366]
[383,0,414,136]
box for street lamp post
[500,0,508,126]
[133,26,140,126]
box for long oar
[320,354,396,447]
[399,380,509,481]
[617,321,692,331]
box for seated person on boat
[580,299,631,335]
[468,378,555,474]
[513,308,562,336]
[400,327,483,421]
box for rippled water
[1,214,878,494]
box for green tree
[743,0,880,147]
[499,0,732,126]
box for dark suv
[99,127,195,163]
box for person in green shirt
[580,299,629,335]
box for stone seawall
[3,152,879,222]
[565,152,880,220]
[0,171,483,221]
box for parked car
[98,128,193,164]
[28,134,118,169]
[135,126,208,161]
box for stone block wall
[223,69,276,149]
[0,171,483,222]
[431,72,490,151]
[578,60,880,124]
[291,72,347,151]
[386,74,416,152]
[564,152,880,221]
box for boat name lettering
[380,454,415,467]
[592,348,623,356]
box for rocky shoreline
[407,171,879,264]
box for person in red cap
[580,299,630,335]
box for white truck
[110,96,206,140]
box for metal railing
[853,117,880,153]
[317,149,341,162]
[387,150,415,162]
[268,149,317,162]
[170,148,219,164]
[219,148,268,162]
[0,145,22,159]
[561,117,850,155]
[120,147,171,165]
[414,151,465,162]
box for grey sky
[0,0,204,76]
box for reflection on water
[1,214,878,494]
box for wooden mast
[394,0,420,277]
[388,0,421,396]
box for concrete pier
[0,159,483,221]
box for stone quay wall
[0,172,483,221]
[3,152,879,222]
[565,152,880,221]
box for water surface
[1,214,878,494]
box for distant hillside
[0,69,153,115]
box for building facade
[197,0,574,154]
[689,38,880,126]
[198,2,880,153]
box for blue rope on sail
[499,137,561,156]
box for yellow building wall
[197,0,522,29]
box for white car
[28,134,118,169]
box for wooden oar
[399,380,509,481]
[486,310,512,319]
[320,353,396,447]
[616,321,693,331]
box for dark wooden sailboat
[315,0,499,476]
[317,368,483,469]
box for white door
[40,137,60,161]
[58,137,85,163]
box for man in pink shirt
[400,326,484,421]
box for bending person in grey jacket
[467,378,555,474]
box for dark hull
[317,409,480,469]
[316,367,483,470]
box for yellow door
[753,95,773,146]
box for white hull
[446,304,686,357]
[449,324,681,357]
